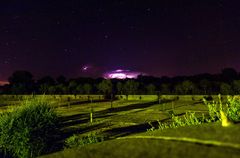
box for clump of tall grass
[202,96,221,122]
[149,94,240,131]
[203,94,240,123]
[157,112,203,130]
[226,96,240,122]
[64,132,104,149]
[0,97,58,158]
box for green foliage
[220,83,233,95]
[64,133,104,149]
[202,95,222,122]
[123,80,139,95]
[97,80,113,95]
[174,80,195,95]
[226,96,240,122]
[199,79,211,94]
[157,112,202,130]
[205,100,221,121]
[145,84,156,94]
[116,82,123,95]
[0,97,58,158]
[160,83,170,94]
[83,83,92,94]
[232,80,240,94]
[203,94,240,122]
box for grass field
[41,123,240,158]
[0,95,239,158]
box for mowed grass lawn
[54,98,208,140]
[41,123,240,158]
[39,95,236,158]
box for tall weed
[0,97,58,158]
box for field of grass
[41,123,240,158]
[0,94,239,157]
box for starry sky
[1,0,240,81]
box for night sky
[1,0,240,81]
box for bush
[64,133,104,149]
[226,96,240,122]
[203,94,240,123]
[157,112,203,130]
[0,97,58,158]
[203,95,221,121]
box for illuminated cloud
[103,69,143,79]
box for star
[104,35,109,39]
[82,66,89,71]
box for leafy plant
[147,122,156,132]
[64,133,104,148]
[0,97,58,158]
[202,95,221,121]
[226,96,240,122]
[157,112,203,130]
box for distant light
[115,69,124,72]
[0,81,9,86]
[103,69,142,79]
[110,73,126,79]
[82,65,90,71]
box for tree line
[1,67,240,95]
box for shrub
[226,96,240,122]
[64,133,104,149]
[202,95,221,121]
[0,97,58,158]
[203,94,240,123]
[157,112,203,130]
[154,95,240,131]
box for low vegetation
[0,97,58,158]
[64,132,104,149]
[149,94,240,132]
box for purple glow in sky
[82,66,89,71]
[103,69,143,79]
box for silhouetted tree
[56,84,69,94]
[56,75,67,85]
[220,82,232,95]
[37,76,55,85]
[8,71,34,94]
[146,84,156,94]
[37,76,55,94]
[68,80,78,94]
[76,84,84,94]
[232,80,240,94]
[97,80,113,98]
[182,80,195,94]
[174,83,184,94]
[199,79,211,94]
[123,80,139,95]
[48,85,57,94]
[116,82,123,95]
[83,83,92,94]
[1,67,240,95]
[221,68,238,82]
[160,83,171,94]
